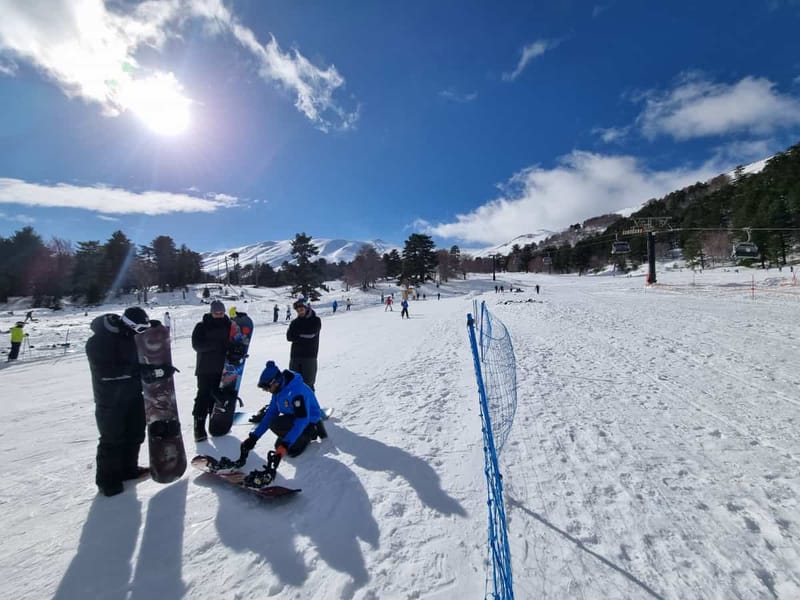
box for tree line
[0,227,500,307]
[0,228,206,306]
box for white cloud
[427,151,728,245]
[503,39,554,82]
[0,0,357,131]
[592,126,630,143]
[638,74,800,140]
[0,178,239,215]
[438,89,478,103]
[0,211,35,224]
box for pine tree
[400,233,437,285]
[288,233,324,300]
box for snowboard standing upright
[135,324,187,483]
[209,312,254,436]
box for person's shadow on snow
[128,479,188,599]
[292,446,379,594]
[329,423,467,517]
[194,458,308,588]
[53,491,142,600]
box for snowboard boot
[194,417,208,442]
[123,466,150,481]
[98,482,124,497]
[314,420,328,440]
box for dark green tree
[287,232,324,300]
[400,233,437,284]
[382,250,402,279]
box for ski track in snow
[0,270,799,599]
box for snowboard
[232,406,334,426]
[135,324,187,484]
[209,312,254,436]
[191,455,301,498]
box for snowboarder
[385,296,393,311]
[332,299,338,313]
[285,305,291,321]
[273,304,279,323]
[346,298,352,311]
[163,311,172,333]
[400,299,409,319]
[23,310,34,323]
[250,298,321,423]
[238,360,327,483]
[191,300,231,441]
[85,307,152,497]
[7,321,28,361]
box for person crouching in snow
[237,360,327,484]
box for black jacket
[86,314,142,405]
[286,308,321,358]
[192,313,231,376]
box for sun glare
[123,73,191,136]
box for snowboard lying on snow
[191,455,300,499]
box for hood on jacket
[90,313,122,335]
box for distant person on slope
[85,307,152,497]
[238,361,327,485]
[7,321,28,361]
[191,300,231,441]
[273,304,279,322]
[400,299,410,319]
[250,297,321,423]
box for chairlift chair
[611,241,631,255]
[732,242,759,260]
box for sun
[123,73,191,136]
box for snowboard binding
[243,450,282,489]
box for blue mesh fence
[467,300,516,600]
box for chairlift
[732,241,759,259]
[611,241,631,255]
[732,228,759,260]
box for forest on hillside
[507,142,800,274]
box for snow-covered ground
[1,266,799,599]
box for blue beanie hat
[258,360,282,389]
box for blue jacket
[251,370,322,446]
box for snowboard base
[191,455,301,498]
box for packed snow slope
[1,267,799,599]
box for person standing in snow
[163,311,172,335]
[191,300,231,441]
[400,299,410,319]
[85,307,152,497]
[273,304,279,323]
[346,298,352,311]
[385,296,393,311]
[332,299,338,314]
[250,298,321,423]
[285,305,291,321]
[7,321,28,361]
[238,360,327,485]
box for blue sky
[1,0,799,253]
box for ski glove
[241,434,258,454]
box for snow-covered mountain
[466,231,556,258]
[201,238,398,274]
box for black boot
[194,417,207,442]
[315,420,328,440]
